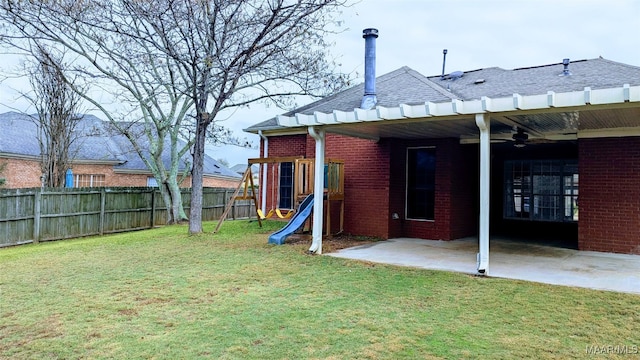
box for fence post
[223,189,229,220]
[99,188,106,235]
[150,189,156,229]
[231,191,237,220]
[33,189,41,244]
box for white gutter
[307,126,325,254]
[475,113,490,274]
[258,130,268,215]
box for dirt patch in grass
[286,233,381,253]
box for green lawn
[1,220,638,359]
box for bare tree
[0,1,195,223]
[25,46,83,188]
[0,0,350,233]
[123,1,350,233]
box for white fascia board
[554,90,586,107]
[399,104,423,118]
[519,93,552,110]
[376,106,405,120]
[489,97,515,112]
[452,99,464,114]
[273,85,640,128]
[591,85,637,104]
[332,110,358,123]
[457,99,485,114]
[314,111,334,124]
[295,113,318,126]
[354,108,381,121]
[276,114,297,127]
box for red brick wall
[261,133,390,238]
[389,138,476,240]
[579,137,640,254]
[261,134,477,240]
[0,157,239,189]
[1,159,120,188]
[322,134,390,239]
[265,134,307,158]
[1,157,42,188]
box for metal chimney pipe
[441,49,448,79]
[360,28,379,110]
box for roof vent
[560,58,571,76]
[449,71,464,80]
[474,79,486,84]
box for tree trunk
[160,181,175,224]
[188,118,207,234]
[167,179,188,223]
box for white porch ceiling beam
[273,85,640,128]
[578,127,640,139]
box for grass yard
[1,220,639,359]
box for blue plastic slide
[268,194,314,245]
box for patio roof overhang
[265,84,640,274]
[271,84,640,143]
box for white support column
[258,131,268,214]
[308,126,325,254]
[475,113,490,274]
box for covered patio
[328,237,640,295]
[247,54,640,275]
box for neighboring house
[230,163,260,185]
[245,29,640,261]
[0,112,241,189]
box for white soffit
[275,85,640,128]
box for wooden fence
[0,187,256,247]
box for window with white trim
[74,174,106,187]
[406,147,436,220]
[504,160,578,222]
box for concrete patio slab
[327,238,640,295]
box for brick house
[0,112,241,189]
[245,29,640,270]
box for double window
[74,174,105,187]
[504,160,578,222]
[406,147,436,220]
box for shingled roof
[430,58,640,101]
[0,112,124,163]
[0,112,240,179]
[245,66,456,132]
[245,58,640,134]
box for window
[406,147,436,220]
[504,160,578,222]
[74,174,105,187]
[278,162,294,209]
[147,177,158,187]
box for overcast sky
[2,0,639,167]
